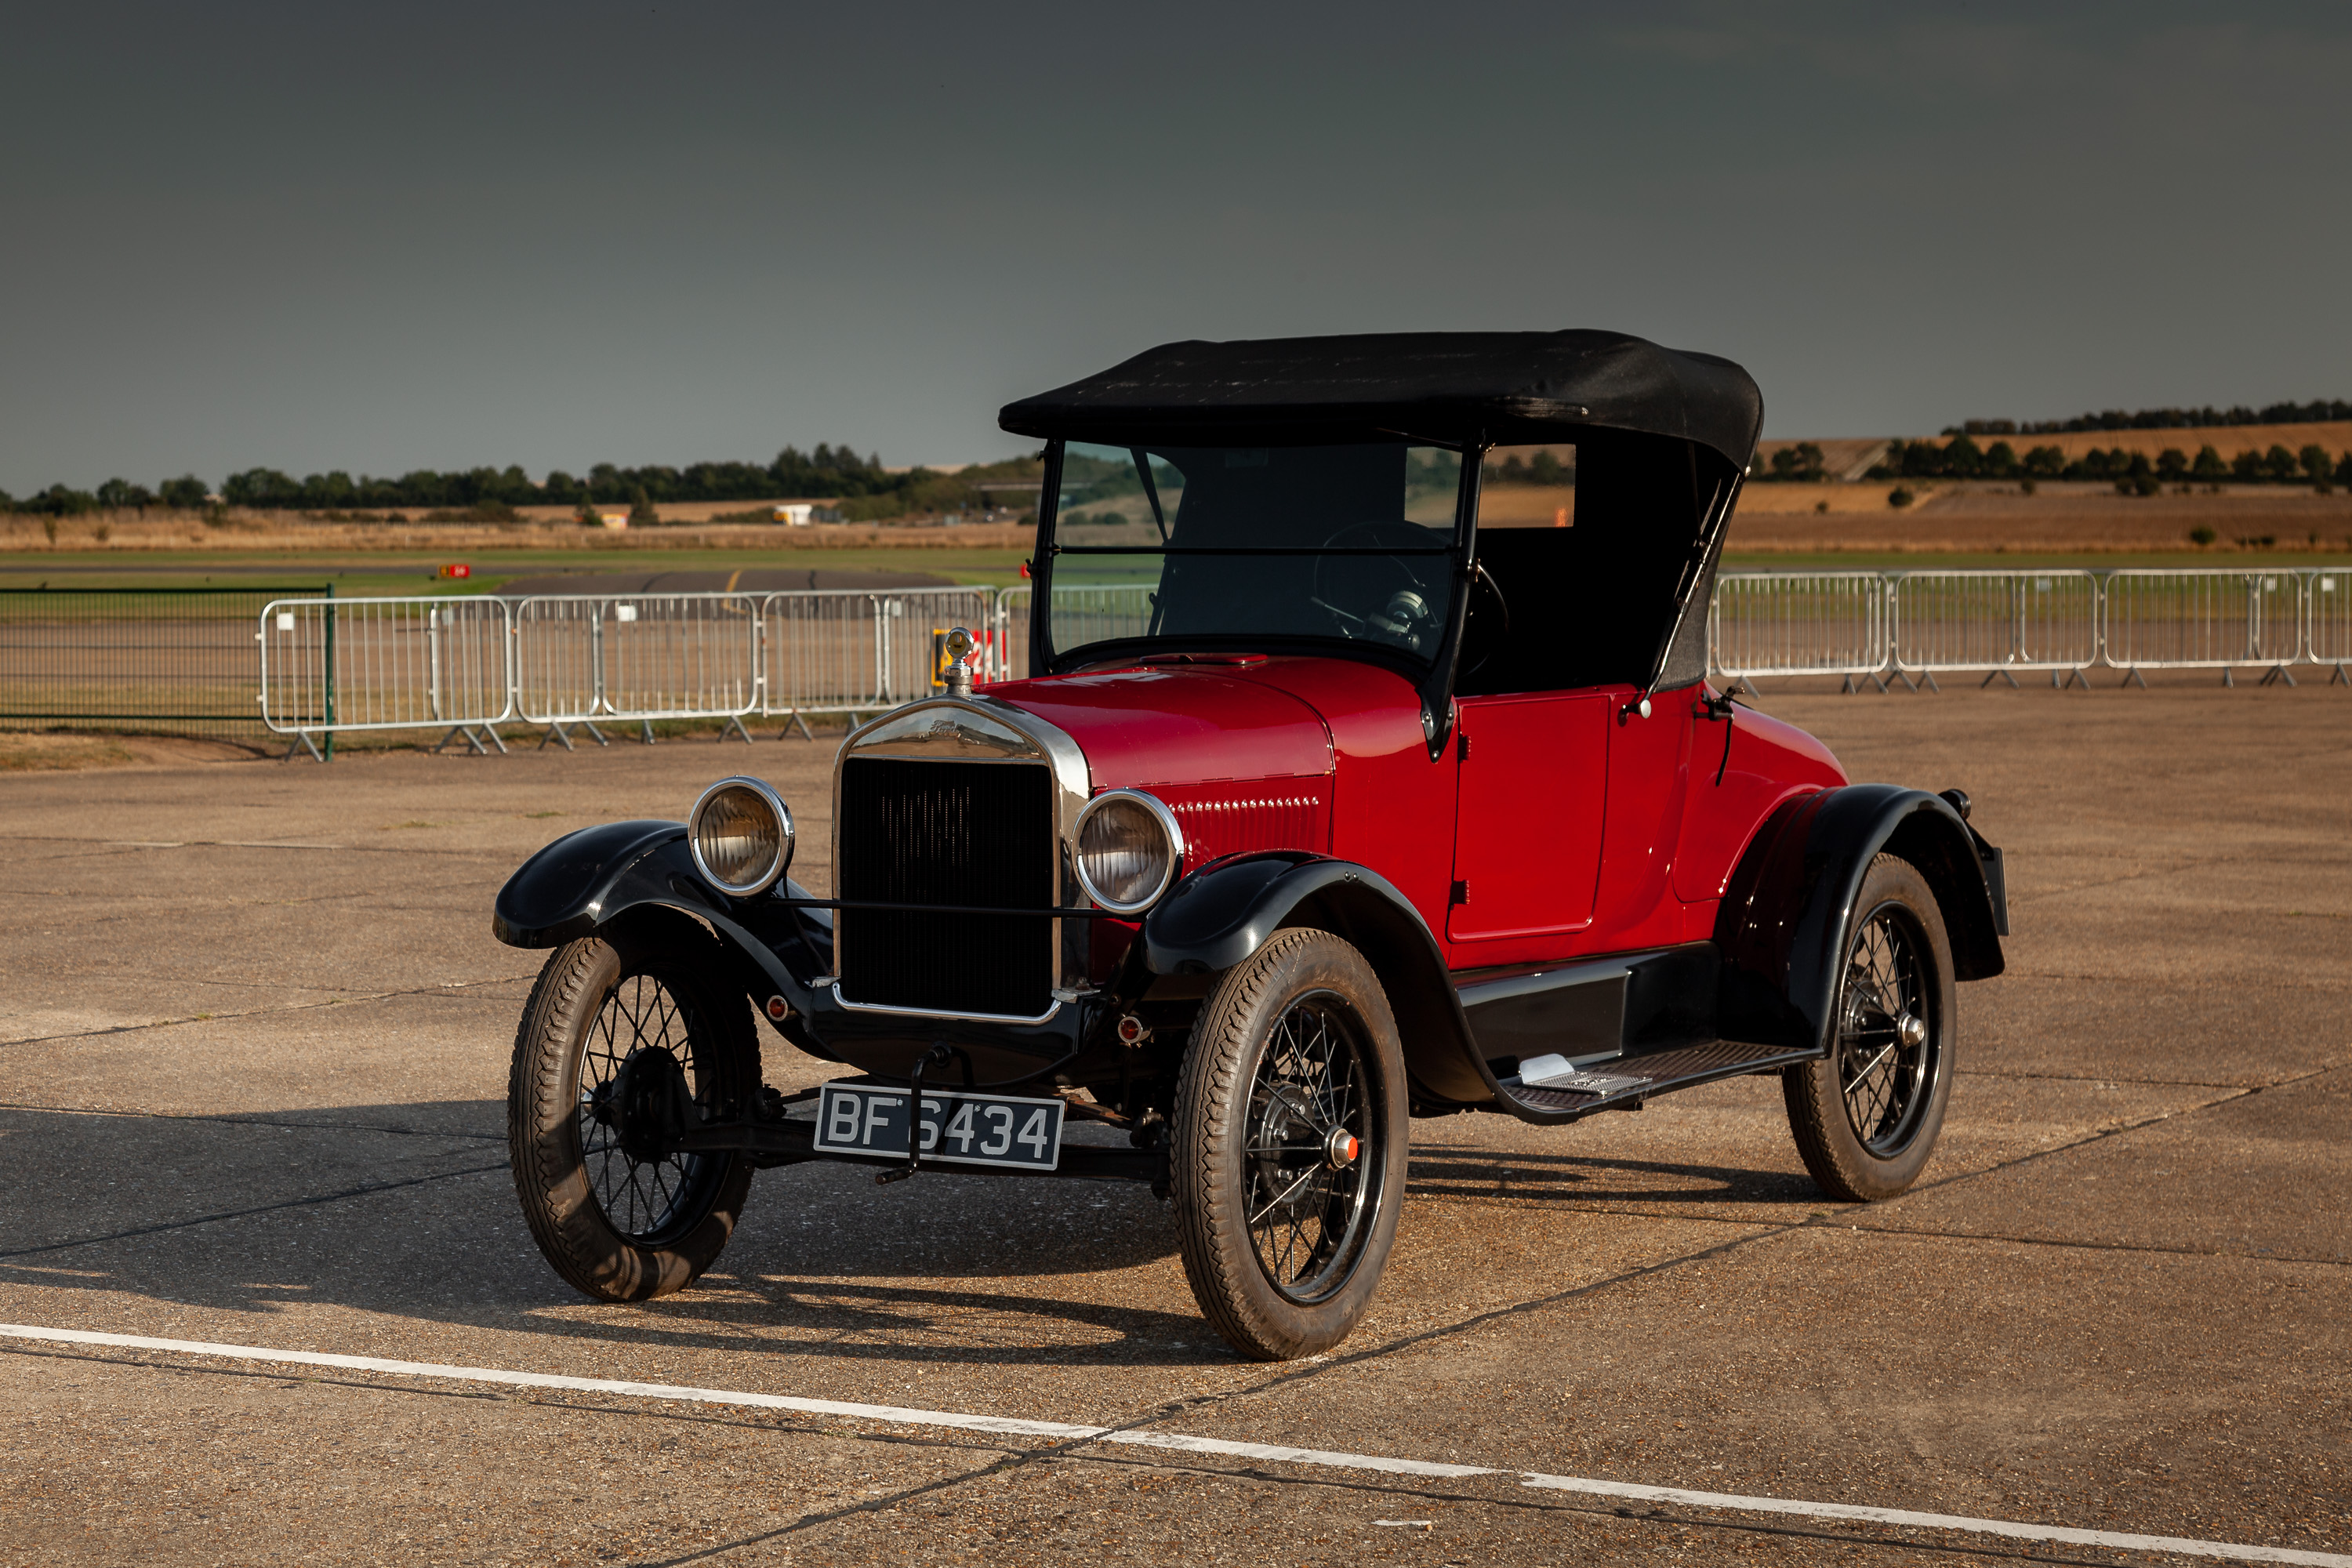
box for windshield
[1047,441,1464,664]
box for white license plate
[811,1083,1065,1172]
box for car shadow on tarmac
[1408,1147,1818,1207]
[0,1100,1817,1370]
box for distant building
[774,504,814,526]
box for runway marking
[4,1323,2344,1566]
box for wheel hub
[610,1044,694,1163]
[1323,1126,1359,1168]
[1896,1012,1928,1049]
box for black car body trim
[1715,785,2005,1056]
[1132,850,1782,1126]
[1456,943,1721,1070]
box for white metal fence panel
[510,596,601,726]
[760,588,997,715]
[599,593,760,720]
[2306,569,2349,670]
[259,597,513,736]
[2101,570,2301,672]
[1893,570,2100,674]
[996,586,1033,682]
[513,593,759,725]
[1708,572,1889,679]
[994,584,1154,681]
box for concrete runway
[1,685,2345,1566]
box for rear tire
[1784,855,1956,1202]
[1172,929,1408,1361]
[508,920,760,1301]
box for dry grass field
[1729,481,2352,554]
[7,481,2350,575]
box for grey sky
[4,2,2347,492]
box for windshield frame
[1029,436,1484,753]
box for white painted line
[2,1323,2343,1567]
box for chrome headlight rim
[1074,788,1185,916]
[688,775,795,898]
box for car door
[1446,691,1610,944]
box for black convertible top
[1000,330,1762,466]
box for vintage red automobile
[495,332,2008,1360]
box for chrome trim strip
[826,981,1063,1028]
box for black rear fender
[1715,785,2006,1054]
[1136,851,1494,1106]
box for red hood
[987,662,1335,789]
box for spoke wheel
[1242,997,1374,1303]
[509,920,760,1301]
[1835,906,1932,1155]
[1174,929,1407,1361]
[1784,855,1957,1202]
[579,973,724,1246]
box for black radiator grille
[837,756,1056,1016]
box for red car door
[1446,691,1610,943]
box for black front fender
[1715,785,2006,1054]
[492,818,815,989]
[1137,852,1496,1106]
[493,819,694,948]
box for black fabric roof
[1000,330,1763,466]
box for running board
[1490,1040,1816,1124]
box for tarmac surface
[0,684,2345,1566]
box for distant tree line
[1753,442,1830,481]
[212,443,901,512]
[1,445,1047,521]
[1870,436,2351,493]
[0,476,211,515]
[1945,400,2352,436]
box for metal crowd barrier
[252,568,2349,759]
[993,584,1154,682]
[260,596,513,759]
[2309,569,2350,684]
[2100,570,2303,688]
[511,593,762,748]
[1891,569,2101,690]
[761,587,996,735]
[1707,572,1889,689]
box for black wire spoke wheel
[508,920,760,1302]
[1835,906,1931,1154]
[1242,996,1374,1302]
[577,971,724,1245]
[1784,855,1958,1203]
[1174,929,1408,1362]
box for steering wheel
[1310,521,1447,655]
[1457,561,1510,679]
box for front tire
[1784,854,1957,1201]
[508,920,760,1301]
[1172,929,1408,1361]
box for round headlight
[1075,789,1184,915]
[688,776,793,897]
